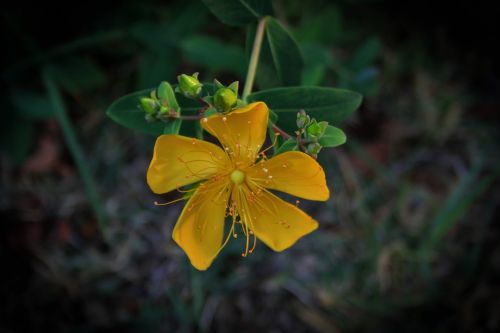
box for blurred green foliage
[1,0,500,332]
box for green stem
[42,68,109,239]
[242,18,267,100]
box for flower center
[230,169,245,185]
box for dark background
[1,0,500,332]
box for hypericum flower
[147,102,329,270]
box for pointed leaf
[265,17,303,86]
[247,86,362,132]
[180,36,247,76]
[201,0,273,26]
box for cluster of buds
[139,73,243,122]
[140,81,180,122]
[296,110,329,158]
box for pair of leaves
[274,125,346,156]
[107,85,361,138]
[106,84,218,136]
[246,17,303,89]
[202,0,303,88]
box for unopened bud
[213,87,237,112]
[177,73,202,98]
[296,110,310,129]
[139,97,157,114]
[307,142,322,156]
[306,120,328,138]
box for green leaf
[348,37,382,71]
[137,46,178,90]
[246,23,280,89]
[265,17,303,86]
[157,81,179,112]
[163,119,182,134]
[247,86,362,132]
[106,84,217,136]
[11,91,53,120]
[0,115,34,165]
[51,57,106,93]
[318,125,346,147]
[201,0,273,26]
[274,138,298,155]
[180,36,247,76]
[301,43,333,86]
[106,89,174,136]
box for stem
[296,131,307,152]
[42,67,109,239]
[242,18,267,100]
[271,123,291,140]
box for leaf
[201,0,273,26]
[274,138,298,155]
[157,81,180,112]
[318,125,346,147]
[106,89,174,136]
[51,57,106,93]
[246,23,281,89]
[0,115,34,165]
[301,43,333,86]
[348,37,382,71]
[265,17,303,86]
[106,84,217,136]
[247,86,362,132]
[164,119,182,134]
[137,46,178,90]
[180,36,247,76]
[11,91,53,120]
[158,82,182,134]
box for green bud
[140,97,157,114]
[306,120,328,138]
[307,142,322,157]
[177,73,202,98]
[296,110,310,129]
[213,87,237,112]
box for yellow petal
[147,135,230,194]
[201,102,268,165]
[242,187,318,251]
[247,151,330,201]
[172,179,231,270]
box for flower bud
[307,142,322,157]
[213,87,237,112]
[296,110,310,129]
[177,73,202,98]
[306,120,328,138]
[139,97,157,114]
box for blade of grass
[419,158,500,280]
[42,67,108,238]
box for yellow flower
[147,102,330,270]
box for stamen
[154,197,186,206]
